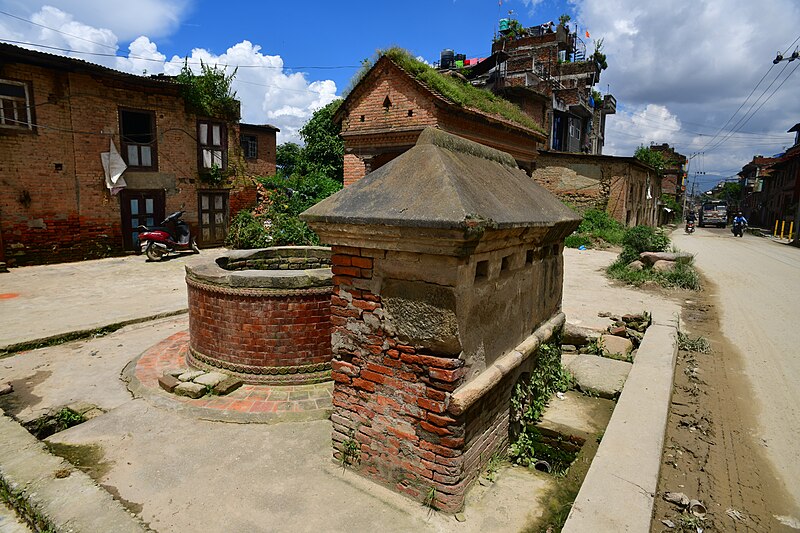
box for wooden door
[198,190,229,246]
[120,190,165,251]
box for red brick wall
[0,61,255,266]
[241,127,277,177]
[328,245,529,512]
[187,278,332,384]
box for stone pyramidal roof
[301,128,580,234]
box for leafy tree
[592,38,608,70]
[176,60,239,119]
[634,145,666,175]
[558,14,571,27]
[298,100,344,182]
[276,142,302,178]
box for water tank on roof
[455,53,466,62]
[441,49,455,69]
[499,18,510,32]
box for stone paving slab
[536,391,615,444]
[562,353,632,399]
[126,331,333,423]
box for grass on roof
[346,47,545,135]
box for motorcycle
[732,221,746,238]
[137,210,200,261]
[685,221,695,234]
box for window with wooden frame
[241,133,258,160]
[198,120,227,171]
[119,108,157,170]
[0,79,34,131]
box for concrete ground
[0,247,681,532]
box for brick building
[649,143,687,202]
[0,43,275,266]
[738,155,779,227]
[335,54,547,186]
[442,20,617,155]
[531,151,662,226]
[761,124,800,233]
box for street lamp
[774,49,799,64]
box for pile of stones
[627,251,694,273]
[158,369,243,399]
[562,312,651,361]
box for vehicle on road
[699,200,728,228]
[685,220,695,234]
[137,210,199,261]
[732,213,747,237]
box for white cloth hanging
[101,138,127,195]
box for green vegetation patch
[564,209,625,249]
[348,48,545,134]
[607,256,701,291]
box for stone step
[535,391,615,447]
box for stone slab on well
[159,374,180,393]
[174,382,205,399]
[562,353,632,399]
[193,372,227,388]
[213,376,243,395]
[536,391,615,444]
[177,370,205,382]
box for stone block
[601,334,633,358]
[193,372,227,388]
[166,368,190,378]
[639,252,693,266]
[627,260,644,271]
[174,382,206,399]
[562,322,601,346]
[652,260,676,272]
[177,370,205,382]
[213,376,243,395]
[158,374,180,393]
[563,353,632,399]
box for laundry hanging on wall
[101,138,127,195]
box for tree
[634,145,666,175]
[298,100,344,183]
[176,60,239,119]
[276,142,302,178]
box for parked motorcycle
[732,221,746,238]
[138,210,199,261]
[685,221,695,234]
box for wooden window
[0,79,34,131]
[241,133,258,159]
[119,109,157,170]
[198,190,229,245]
[198,120,227,171]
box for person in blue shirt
[733,213,748,226]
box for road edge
[562,310,679,532]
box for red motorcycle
[138,210,199,261]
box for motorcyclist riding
[685,210,696,233]
[732,212,748,237]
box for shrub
[619,225,670,264]
[225,210,272,249]
[564,209,625,248]
[606,257,701,291]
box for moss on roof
[346,47,545,135]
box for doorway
[120,190,165,251]
[198,190,229,246]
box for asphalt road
[672,227,800,513]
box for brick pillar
[329,246,469,512]
[343,153,367,187]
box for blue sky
[2,0,800,189]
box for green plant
[564,209,626,249]
[54,408,84,429]
[176,60,239,119]
[558,14,571,27]
[591,38,608,70]
[201,163,226,185]
[606,257,701,291]
[484,451,505,482]
[583,337,603,355]
[340,432,361,469]
[564,234,591,248]
[423,485,439,512]
[678,332,711,353]
[633,145,666,175]
[619,225,670,264]
[509,340,574,466]
[660,193,683,221]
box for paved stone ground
[131,331,332,421]
[0,501,31,533]
[0,246,682,532]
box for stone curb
[0,309,189,357]
[0,411,150,533]
[121,356,332,425]
[562,315,679,532]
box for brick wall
[327,244,556,512]
[187,278,332,384]
[241,127,277,177]
[0,61,255,266]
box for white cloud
[575,0,800,177]
[3,6,338,144]
[4,0,190,40]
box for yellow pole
[789,222,795,241]
[775,219,780,236]
[781,221,786,239]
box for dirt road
[669,227,800,529]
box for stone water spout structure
[301,128,580,511]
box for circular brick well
[185,246,333,384]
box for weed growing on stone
[483,451,506,483]
[583,337,604,356]
[678,332,711,354]
[423,486,439,513]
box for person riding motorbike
[685,210,696,233]
[732,212,748,237]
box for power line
[0,9,119,51]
